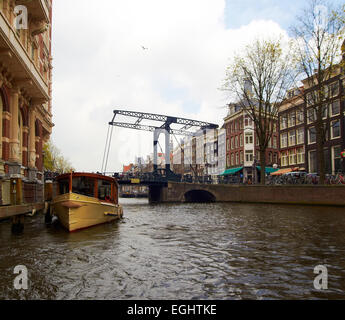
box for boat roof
[56,172,117,183]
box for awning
[270,168,293,176]
[220,167,243,176]
[256,166,279,174]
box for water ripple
[1,199,345,299]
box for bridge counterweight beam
[153,129,160,173]
[165,126,171,173]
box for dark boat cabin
[55,173,119,204]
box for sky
[51,0,344,173]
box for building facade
[217,128,226,175]
[224,103,279,182]
[278,88,306,172]
[0,1,53,204]
[278,66,345,174]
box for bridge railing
[111,172,248,185]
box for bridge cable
[103,125,114,175]
[101,124,111,173]
[157,141,164,155]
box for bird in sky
[141,46,148,50]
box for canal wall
[154,182,345,206]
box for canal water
[0,198,345,300]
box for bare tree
[290,0,345,183]
[223,37,294,184]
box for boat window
[98,180,112,201]
[72,177,95,197]
[59,179,70,195]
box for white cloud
[51,0,289,172]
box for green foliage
[43,140,75,173]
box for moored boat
[51,172,123,232]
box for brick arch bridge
[148,182,345,206]
[149,182,228,203]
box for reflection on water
[0,198,345,300]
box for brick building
[278,65,345,174]
[278,87,306,172]
[223,103,279,182]
[0,1,53,205]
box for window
[231,137,234,149]
[289,149,297,165]
[280,133,288,148]
[331,120,340,139]
[227,139,230,151]
[245,116,253,127]
[330,100,340,117]
[297,147,305,164]
[235,136,239,148]
[280,115,287,129]
[245,133,253,144]
[72,177,95,197]
[273,153,278,164]
[269,152,273,163]
[288,112,296,127]
[98,180,112,201]
[245,116,249,127]
[332,146,342,174]
[323,85,329,100]
[307,108,316,124]
[273,136,277,149]
[281,151,288,167]
[296,109,304,124]
[240,151,244,163]
[306,93,314,106]
[288,130,296,147]
[236,152,239,165]
[322,105,328,119]
[329,82,339,97]
[227,154,230,167]
[309,150,317,173]
[308,127,316,144]
[58,179,70,195]
[297,128,304,144]
[245,150,253,162]
[231,153,234,166]
[240,134,243,147]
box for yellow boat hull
[51,193,123,232]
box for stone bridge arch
[184,189,216,203]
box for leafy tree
[43,140,75,173]
[290,0,345,183]
[223,37,294,184]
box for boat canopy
[55,172,118,203]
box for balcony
[0,10,49,100]
[15,0,50,23]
